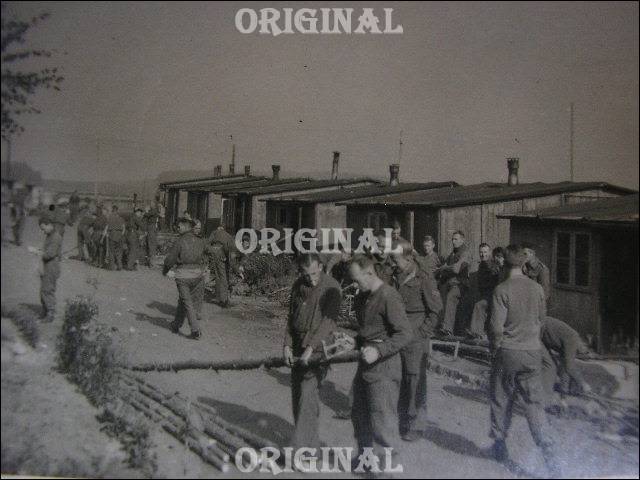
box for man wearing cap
[522,243,551,302]
[390,239,442,442]
[125,207,146,270]
[92,205,108,268]
[164,216,213,340]
[53,198,73,238]
[38,213,63,322]
[207,225,237,308]
[107,205,126,270]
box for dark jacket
[394,262,443,335]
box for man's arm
[163,239,180,274]
[489,288,507,352]
[421,275,443,331]
[540,265,551,301]
[377,289,412,358]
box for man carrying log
[348,254,412,469]
[283,253,342,450]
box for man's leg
[351,370,373,454]
[540,347,558,404]
[398,337,428,438]
[170,283,186,332]
[40,267,58,321]
[489,350,516,449]
[213,250,229,305]
[368,375,403,466]
[179,278,201,334]
[441,285,461,333]
[290,367,323,449]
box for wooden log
[120,383,232,466]
[120,371,282,453]
[112,392,231,472]
[126,351,361,373]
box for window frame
[552,229,593,292]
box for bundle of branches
[1,303,39,347]
[117,371,284,472]
[234,253,297,296]
[56,296,121,405]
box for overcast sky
[1,1,638,188]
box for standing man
[38,214,63,323]
[467,243,501,339]
[541,316,591,400]
[69,190,81,223]
[283,254,342,450]
[76,207,96,262]
[436,230,473,337]
[416,235,442,280]
[522,242,551,302]
[53,198,73,238]
[92,205,108,268]
[144,201,160,267]
[208,225,237,308]
[107,205,126,271]
[164,216,211,340]
[488,244,559,476]
[348,254,412,468]
[390,239,442,442]
[125,207,145,270]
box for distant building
[500,194,639,354]
[337,160,634,256]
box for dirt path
[2,217,639,478]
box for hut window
[367,212,387,231]
[278,207,288,225]
[555,231,591,287]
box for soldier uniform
[125,211,145,270]
[394,261,443,439]
[373,254,395,285]
[144,204,160,266]
[40,218,63,322]
[92,211,108,268]
[107,210,126,270]
[467,259,501,338]
[77,212,95,262]
[541,316,589,398]
[208,227,237,306]
[284,271,342,449]
[438,243,473,335]
[352,283,412,459]
[164,227,212,338]
[489,273,557,472]
[523,259,551,301]
[415,251,442,280]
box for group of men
[282,227,592,475]
[75,200,162,271]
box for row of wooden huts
[158,154,638,353]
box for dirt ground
[1,216,639,478]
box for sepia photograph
[1,1,638,478]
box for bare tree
[1,8,64,139]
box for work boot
[169,323,180,334]
[189,331,201,340]
[401,430,423,442]
[491,439,509,463]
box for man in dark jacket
[125,207,146,270]
[163,217,213,340]
[208,225,237,307]
[467,243,501,339]
[391,239,442,441]
[38,213,63,322]
[283,253,342,450]
[107,205,126,270]
[349,254,412,467]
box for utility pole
[570,102,575,182]
[398,129,403,165]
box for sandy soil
[1,217,638,478]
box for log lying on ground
[120,387,231,472]
[119,371,281,454]
[125,351,361,373]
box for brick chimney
[244,165,251,176]
[507,157,519,186]
[272,164,281,181]
[214,165,222,177]
[331,151,340,180]
[389,164,400,186]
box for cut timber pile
[117,370,282,472]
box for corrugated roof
[228,177,379,196]
[262,181,458,204]
[159,174,263,189]
[337,182,635,208]
[498,193,639,226]
[207,177,312,193]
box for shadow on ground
[132,311,173,332]
[198,396,293,447]
[146,301,176,317]
[264,368,351,417]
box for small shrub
[2,304,39,347]
[232,253,297,295]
